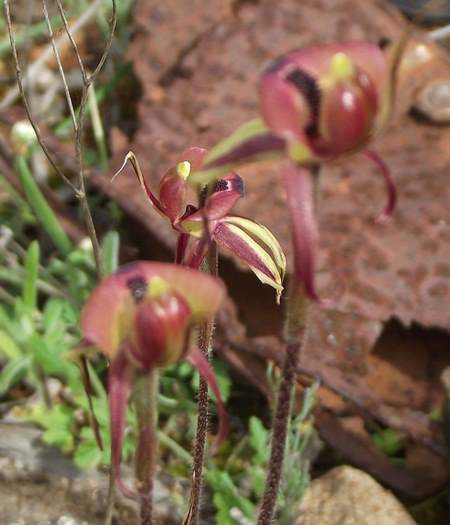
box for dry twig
[3,0,117,278]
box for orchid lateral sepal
[364,149,397,223]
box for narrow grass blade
[22,240,40,310]
[16,156,73,257]
[101,230,120,276]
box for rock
[0,422,181,525]
[295,466,418,525]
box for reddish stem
[133,370,159,525]
[183,244,218,525]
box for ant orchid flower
[189,39,407,301]
[115,148,286,302]
[80,261,227,498]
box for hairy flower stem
[257,167,319,524]
[257,286,309,525]
[133,370,159,525]
[184,244,218,525]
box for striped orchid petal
[214,217,286,302]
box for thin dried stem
[3,0,117,279]
[42,0,78,132]
[3,0,78,192]
[1,0,105,110]
[55,0,88,83]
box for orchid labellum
[80,261,227,498]
[190,39,406,301]
[115,147,286,301]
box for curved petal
[364,149,396,223]
[282,164,332,306]
[108,352,138,500]
[187,348,229,451]
[113,152,164,214]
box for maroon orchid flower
[115,148,286,301]
[189,39,407,301]
[80,261,227,498]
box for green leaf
[74,439,103,469]
[42,298,65,338]
[206,469,256,519]
[101,230,120,276]
[372,428,406,456]
[249,416,269,464]
[16,156,72,256]
[22,240,40,310]
[249,465,267,499]
[0,330,22,359]
[39,405,74,451]
[42,427,74,452]
[0,355,30,394]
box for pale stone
[295,466,418,525]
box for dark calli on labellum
[189,39,406,302]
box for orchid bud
[260,42,389,161]
[80,262,228,498]
[81,262,225,364]
[131,280,191,369]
